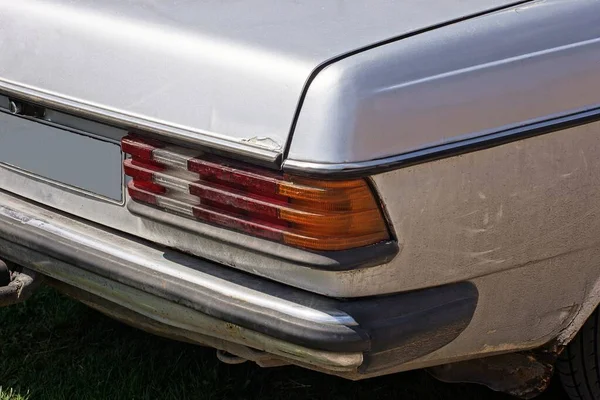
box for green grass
[0,287,567,400]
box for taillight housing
[122,135,390,251]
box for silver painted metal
[1,0,600,380]
[1,116,600,304]
[288,0,600,166]
[0,81,280,164]
[0,0,523,163]
[4,120,600,378]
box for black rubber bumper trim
[128,200,400,271]
[0,204,476,356]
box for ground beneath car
[0,287,566,400]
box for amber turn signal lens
[277,177,389,250]
[122,135,390,251]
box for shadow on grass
[0,287,567,400]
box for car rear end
[2,0,600,393]
[0,91,480,376]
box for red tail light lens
[122,135,390,251]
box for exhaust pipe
[216,349,248,365]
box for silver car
[0,0,599,398]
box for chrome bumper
[0,190,477,376]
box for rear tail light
[122,135,390,251]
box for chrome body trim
[0,239,363,371]
[0,81,280,164]
[0,199,356,326]
[284,106,600,177]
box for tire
[0,260,10,286]
[557,308,600,400]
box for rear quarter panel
[315,0,600,370]
[368,120,600,371]
[286,0,600,165]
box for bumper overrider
[0,191,477,376]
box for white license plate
[0,111,123,201]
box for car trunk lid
[0,0,525,164]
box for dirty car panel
[0,0,524,161]
[0,0,600,396]
[0,190,477,375]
